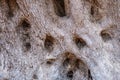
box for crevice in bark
[74,37,87,50]
[100,30,112,42]
[52,0,66,17]
[16,19,31,52]
[44,35,54,52]
[88,69,93,80]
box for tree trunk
[0,0,120,80]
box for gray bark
[0,0,120,80]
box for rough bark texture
[0,0,120,80]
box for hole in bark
[63,58,70,67]
[46,59,56,65]
[52,0,66,17]
[21,20,31,30]
[74,37,87,50]
[100,30,112,42]
[33,74,38,79]
[44,35,54,52]
[24,42,31,51]
[67,70,73,79]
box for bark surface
[0,0,120,80]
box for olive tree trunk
[0,0,120,80]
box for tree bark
[0,0,120,80]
